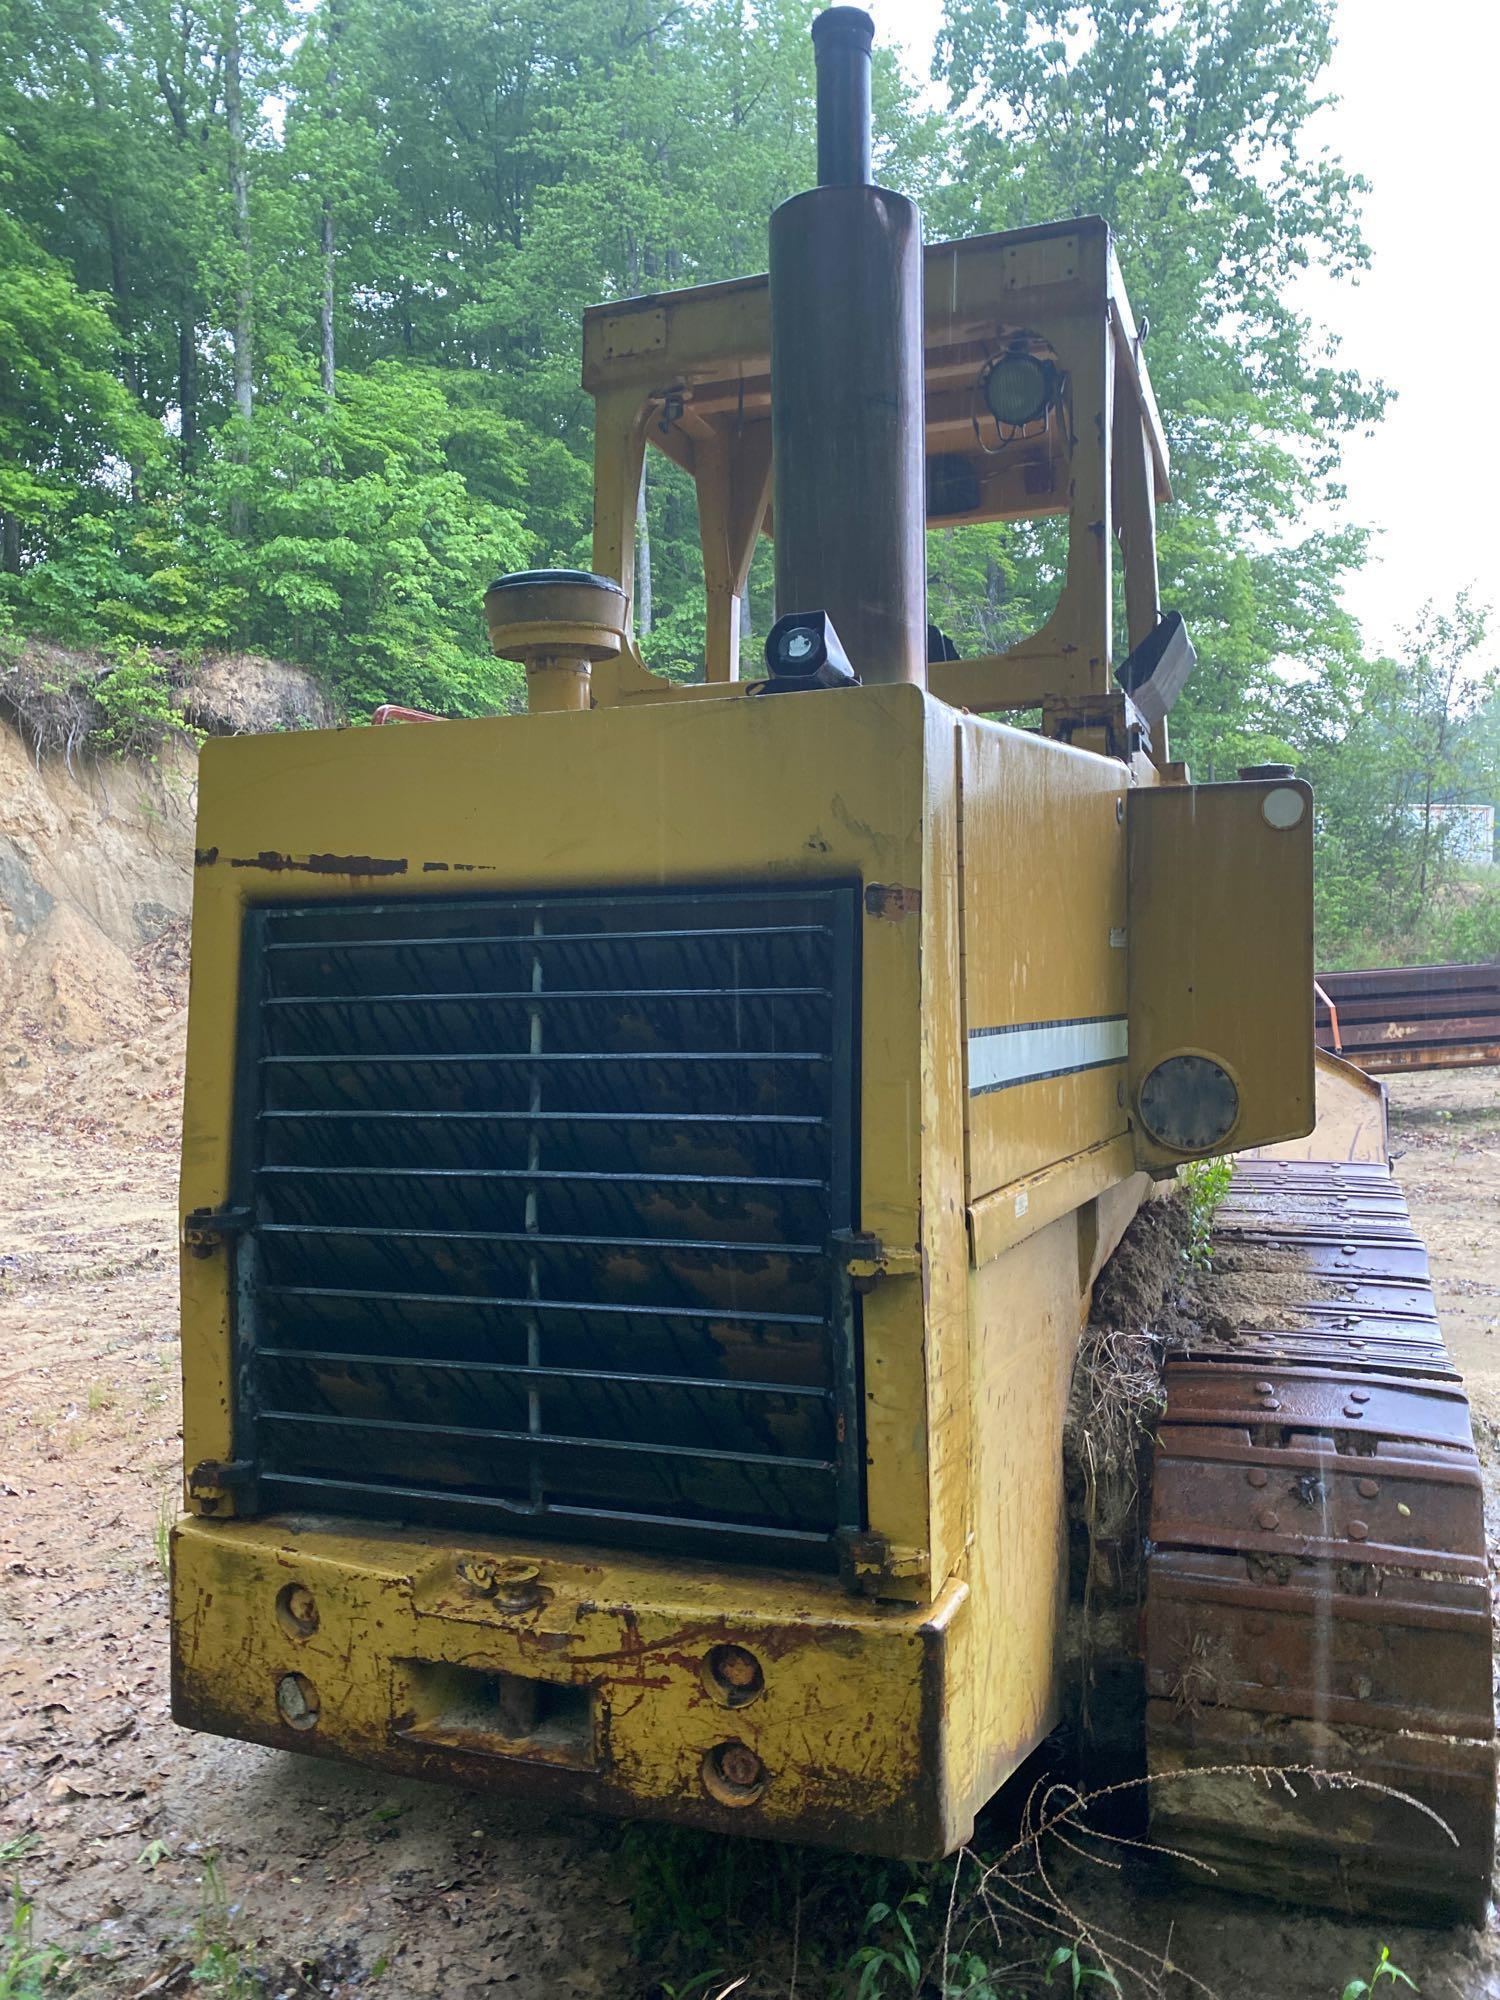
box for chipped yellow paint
[172,1514,968,1856]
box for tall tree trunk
[225,12,255,534]
[320,200,336,398]
[1,514,21,575]
[87,44,143,502]
[107,197,144,503]
[179,305,199,473]
[635,467,652,637]
[319,0,344,400]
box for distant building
[1408,803,1497,868]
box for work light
[981,348,1057,430]
[760,610,859,690]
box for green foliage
[1179,1155,1233,1271]
[1,0,1495,976]
[1341,1944,1417,2000]
[188,361,536,715]
[0,201,159,561]
[90,647,184,757]
[0,1885,61,2000]
[1045,1942,1120,1994]
[927,520,1066,662]
[850,1886,928,1996]
[617,1830,1041,2000]
[932,0,1384,783]
[1306,594,1498,965]
[188,1855,253,1999]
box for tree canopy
[0,0,1494,960]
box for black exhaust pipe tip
[811,6,874,188]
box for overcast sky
[879,0,1496,660]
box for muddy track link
[1144,1159,1497,1922]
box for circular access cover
[1138,1053,1240,1153]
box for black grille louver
[233,887,861,1566]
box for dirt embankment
[0,720,195,1134]
[0,648,337,1135]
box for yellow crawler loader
[171,7,1496,1920]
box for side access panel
[1127,777,1315,1169]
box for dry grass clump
[937,1766,1455,1999]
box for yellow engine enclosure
[172,682,1312,1853]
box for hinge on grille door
[829,1228,921,1291]
[187,1457,259,1516]
[836,1527,929,1596]
[183,1205,252,1259]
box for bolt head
[276,1673,319,1731]
[461,1559,498,1595]
[714,1646,760,1689]
[275,1581,319,1640]
[716,1742,764,1789]
[704,1643,765,1707]
[1247,1468,1269,1488]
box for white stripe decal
[968,1015,1128,1096]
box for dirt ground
[2,1067,1499,1998]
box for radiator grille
[232,886,861,1566]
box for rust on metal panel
[864,883,921,921]
[1359,1039,1500,1075]
[1179,1327,1456,1380]
[1145,1154,1497,1922]
[1315,961,1500,1076]
[215,850,412,876]
[1160,1366,1477,1449]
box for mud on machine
[171,7,1496,1919]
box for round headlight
[982,351,1055,429]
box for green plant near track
[1179,1155,1233,1271]
[0,1885,62,2000]
[1045,1942,1120,1994]
[186,1855,255,2000]
[1341,1945,1417,2000]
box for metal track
[1144,1159,1497,1921]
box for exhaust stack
[768,7,926,687]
